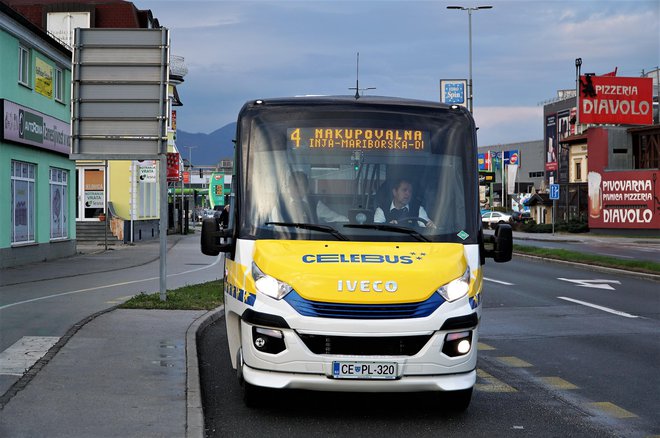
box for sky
[135,0,659,147]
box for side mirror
[201,218,233,256]
[483,224,512,263]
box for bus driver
[374,178,435,228]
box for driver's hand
[389,220,398,224]
[426,220,436,229]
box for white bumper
[237,297,478,392]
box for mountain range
[176,122,236,166]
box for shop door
[78,168,105,220]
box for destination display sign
[288,128,430,152]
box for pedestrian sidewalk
[0,234,184,287]
[486,228,660,245]
[0,233,222,438]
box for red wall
[587,128,660,230]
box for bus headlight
[251,262,293,300]
[437,267,470,302]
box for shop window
[18,44,31,87]
[50,168,69,239]
[11,161,36,244]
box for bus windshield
[237,99,479,244]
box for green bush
[520,218,588,233]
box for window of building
[54,67,64,102]
[18,44,31,87]
[50,168,69,239]
[632,131,659,169]
[575,162,582,181]
[11,161,36,244]
[528,171,545,178]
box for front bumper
[243,364,476,392]
[239,307,479,392]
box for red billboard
[167,152,180,182]
[580,76,653,125]
[587,128,660,230]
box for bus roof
[240,95,468,113]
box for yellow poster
[35,58,53,98]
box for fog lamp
[442,331,473,357]
[252,326,285,354]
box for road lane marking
[557,296,639,319]
[0,336,59,376]
[477,342,496,351]
[484,277,514,286]
[0,256,222,311]
[600,253,634,259]
[496,356,533,368]
[475,369,517,392]
[105,295,134,305]
[587,402,638,419]
[539,376,578,390]
[557,278,621,290]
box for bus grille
[284,291,444,319]
[297,333,433,356]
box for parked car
[481,211,513,229]
[511,210,532,223]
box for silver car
[481,211,513,229]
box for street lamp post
[447,5,492,114]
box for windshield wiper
[265,222,349,241]
[343,224,430,242]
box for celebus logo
[302,254,414,264]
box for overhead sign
[440,79,467,107]
[70,28,170,160]
[579,75,653,125]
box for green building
[1,3,76,268]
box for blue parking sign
[550,184,560,200]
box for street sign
[70,28,170,160]
[440,79,467,107]
[550,184,560,200]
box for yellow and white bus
[202,96,512,409]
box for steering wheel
[396,216,431,227]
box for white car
[481,211,513,228]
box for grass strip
[120,280,224,310]
[513,244,660,275]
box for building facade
[6,0,187,244]
[1,3,75,267]
[544,71,659,235]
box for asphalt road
[512,235,660,263]
[199,256,660,437]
